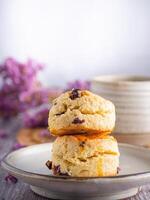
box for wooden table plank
[0,118,150,200]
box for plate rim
[2,143,150,182]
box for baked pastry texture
[48,89,115,136]
[51,134,119,177]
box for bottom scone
[49,134,119,177]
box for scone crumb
[117,167,121,174]
[46,160,52,170]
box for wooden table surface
[0,118,150,200]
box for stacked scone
[47,89,120,177]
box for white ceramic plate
[2,143,150,200]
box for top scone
[48,89,115,136]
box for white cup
[91,75,150,134]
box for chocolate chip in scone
[72,117,85,124]
[70,89,80,100]
[117,167,121,174]
[46,160,52,170]
[53,165,69,176]
[59,172,69,176]
[79,141,86,147]
[53,165,61,175]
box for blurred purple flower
[19,88,50,108]
[12,143,26,151]
[66,80,91,91]
[0,129,8,139]
[40,129,50,137]
[0,57,44,117]
[5,174,18,184]
[23,107,49,128]
[19,87,63,107]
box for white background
[0,0,150,86]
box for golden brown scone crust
[51,134,119,177]
[48,90,115,136]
